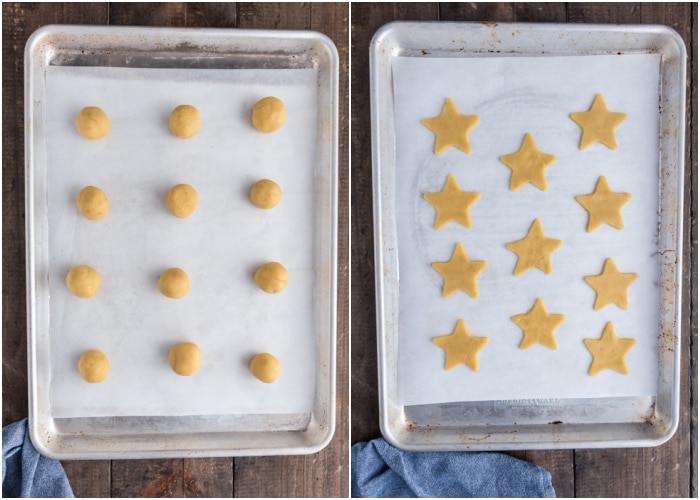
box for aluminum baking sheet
[26,25,338,458]
[371,22,685,450]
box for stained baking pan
[25,25,338,458]
[371,22,685,450]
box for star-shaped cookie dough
[584,258,638,310]
[511,298,566,350]
[575,176,632,232]
[421,98,480,155]
[431,243,487,298]
[570,94,627,150]
[584,322,636,376]
[432,319,489,371]
[423,174,481,230]
[506,219,562,276]
[499,133,557,191]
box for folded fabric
[2,418,74,498]
[352,438,555,498]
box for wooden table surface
[351,2,697,498]
[2,2,348,497]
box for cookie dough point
[250,179,282,209]
[78,350,110,383]
[75,107,110,140]
[249,353,281,383]
[254,262,288,294]
[76,186,109,220]
[169,105,201,139]
[158,268,190,299]
[66,265,100,298]
[251,96,286,133]
[169,342,201,376]
[165,184,198,218]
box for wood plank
[684,3,697,497]
[232,3,349,497]
[439,2,516,22]
[184,3,236,28]
[62,460,111,498]
[109,2,187,26]
[349,2,439,445]
[572,3,693,498]
[112,459,184,497]
[514,2,566,22]
[184,458,233,498]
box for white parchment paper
[393,54,661,406]
[46,66,319,417]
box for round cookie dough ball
[254,262,288,294]
[169,342,201,376]
[251,96,286,133]
[75,106,110,140]
[76,186,109,220]
[78,350,110,383]
[250,179,282,209]
[66,265,100,298]
[158,268,190,299]
[249,353,281,383]
[165,184,198,218]
[169,105,201,139]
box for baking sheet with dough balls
[254,262,288,293]
[250,179,282,209]
[165,184,198,218]
[251,96,286,132]
[249,353,281,383]
[78,350,110,383]
[169,104,201,139]
[66,265,100,298]
[76,186,109,220]
[169,342,201,376]
[158,268,190,298]
[75,106,110,140]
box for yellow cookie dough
[511,298,565,350]
[75,106,110,140]
[249,353,281,383]
[66,265,100,298]
[584,322,636,376]
[432,320,489,372]
[570,94,627,150]
[76,186,109,220]
[506,219,562,276]
[431,243,487,299]
[251,96,286,133]
[420,97,480,155]
[254,262,288,294]
[158,268,190,299]
[169,342,201,376]
[499,133,557,191]
[165,184,198,218]
[78,350,110,383]
[584,258,638,311]
[169,104,201,139]
[575,176,631,232]
[250,179,282,209]
[423,174,481,230]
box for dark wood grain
[349,2,696,499]
[111,459,184,498]
[184,458,233,498]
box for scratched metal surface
[371,21,685,450]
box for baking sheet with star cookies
[26,25,337,458]
[372,22,685,449]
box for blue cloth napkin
[2,418,74,498]
[352,438,555,498]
